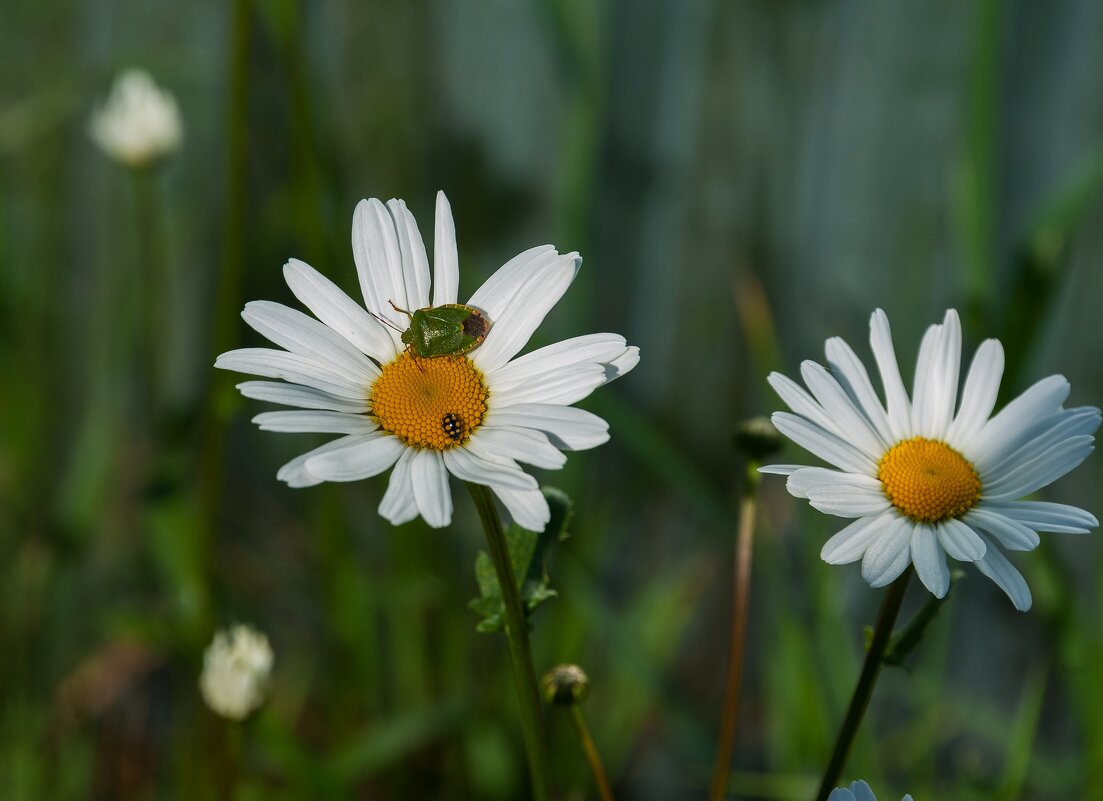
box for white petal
[489,364,607,408]
[821,513,897,564]
[947,339,1004,443]
[980,500,1098,534]
[216,348,368,399]
[922,310,961,439]
[409,449,452,528]
[489,334,630,390]
[936,518,986,561]
[974,535,1032,611]
[486,332,637,396]
[484,404,609,451]
[352,198,409,347]
[471,251,581,374]
[849,781,877,801]
[470,426,567,470]
[964,508,1040,551]
[861,516,914,587]
[911,523,950,597]
[494,486,552,532]
[605,346,640,382]
[441,447,538,491]
[304,434,405,482]
[786,466,885,505]
[466,245,557,320]
[824,335,894,445]
[910,322,943,435]
[982,435,1094,501]
[771,412,879,475]
[768,372,839,439]
[432,191,459,306]
[806,488,891,518]
[379,449,419,525]
[242,301,379,382]
[983,407,1100,483]
[237,380,369,413]
[758,464,806,475]
[276,434,378,488]
[387,198,431,310]
[869,309,913,440]
[253,410,378,434]
[963,375,1070,469]
[283,259,395,361]
[800,360,885,457]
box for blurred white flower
[199,624,273,721]
[828,780,912,801]
[88,68,182,167]
[764,308,1099,610]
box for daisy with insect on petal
[215,191,638,532]
[828,780,913,801]
[763,308,1099,611]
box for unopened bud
[733,416,783,461]
[541,664,590,707]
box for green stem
[219,721,244,801]
[132,166,159,422]
[197,0,252,580]
[570,706,615,801]
[707,464,760,801]
[466,483,551,801]
[814,569,912,801]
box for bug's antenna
[388,300,414,317]
[368,309,405,334]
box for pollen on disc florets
[370,351,488,450]
[878,437,981,523]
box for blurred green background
[3,1,1103,799]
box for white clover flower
[828,780,913,801]
[216,192,638,531]
[764,308,1099,610]
[88,68,182,167]
[199,625,274,721]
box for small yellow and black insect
[441,413,464,441]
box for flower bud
[733,416,783,461]
[89,68,182,168]
[541,664,590,707]
[199,624,273,721]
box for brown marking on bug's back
[462,310,490,340]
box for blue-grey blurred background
[3,1,1103,799]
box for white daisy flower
[216,192,638,532]
[764,308,1099,611]
[828,780,912,801]
[89,68,182,168]
[199,624,274,721]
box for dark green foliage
[469,488,573,633]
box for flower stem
[200,0,252,518]
[132,166,159,421]
[814,569,912,801]
[570,705,615,801]
[707,463,760,801]
[466,483,551,801]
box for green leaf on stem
[883,570,963,668]
[469,487,572,633]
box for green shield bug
[382,301,492,359]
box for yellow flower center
[877,437,981,523]
[369,351,488,450]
